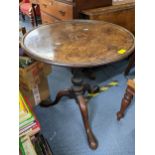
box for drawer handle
[59,10,66,16]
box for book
[19,92,35,129]
[20,120,40,136]
[19,138,26,155]
[19,125,40,138]
[21,136,37,155]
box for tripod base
[40,75,99,150]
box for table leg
[52,89,74,105]
[76,95,98,149]
[40,89,73,107]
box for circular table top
[22,20,134,68]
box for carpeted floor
[20,17,135,155]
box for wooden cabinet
[41,12,60,24]
[40,0,73,20]
[39,0,112,24]
[81,1,135,34]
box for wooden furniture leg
[29,8,35,27]
[32,4,38,26]
[52,89,74,105]
[124,52,135,76]
[117,85,134,120]
[40,89,73,107]
[76,95,98,149]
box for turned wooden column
[117,79,135,120]
[29,8,35,27]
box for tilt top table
[22,20,134,150]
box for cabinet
[81,1,135,34]
[39,0,112,24]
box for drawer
[41,12,60,24]
[40,0,73,20]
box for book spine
[19,138,26,155]
[21,136,37,155]
[19,126,40,138]
[19,121,36,135]
[19,116,35,129]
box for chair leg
[124,52,135,76]
[29,9,35,27]
[32,4,38,26]
[117,86,134,120]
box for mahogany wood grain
[22,20,134,68]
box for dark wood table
[21,20,134,150]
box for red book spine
[23,95,41,130]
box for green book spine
[19,116,35,129]
[19,138,26,155]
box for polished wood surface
[41,12,60,24]
[22,20,134,68]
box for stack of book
[19,92,53,155]
[19,91,40,136]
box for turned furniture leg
[76,95,98,149]
[29,8,35,27]
[32,4,38,26]
[124,52,135,76]
[117,86,134,120]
